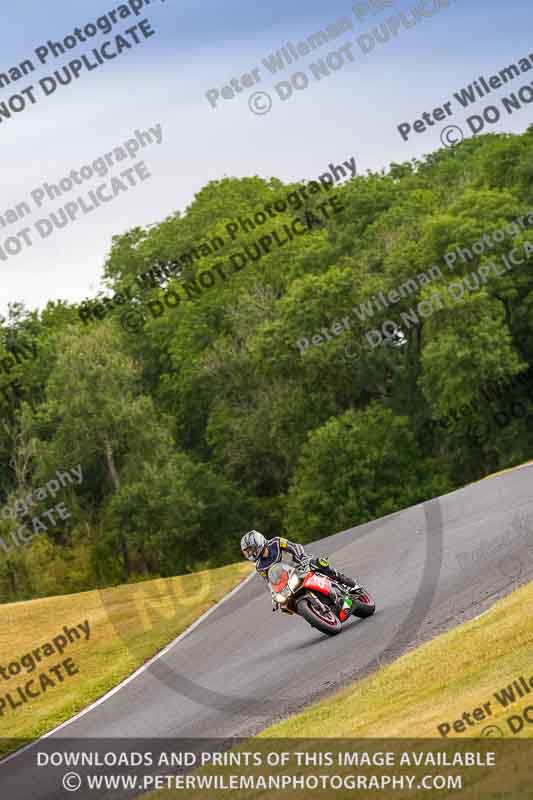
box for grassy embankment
[0,560,252,754]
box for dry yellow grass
[0,561,252,752]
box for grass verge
[0,560,252,754]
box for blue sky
[1,0,531,314]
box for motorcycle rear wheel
[296,594,342,635]
[351,589,376,618]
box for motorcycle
[268,561,375,635]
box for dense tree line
[1,129,532,602]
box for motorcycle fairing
[303,572,332,596]
[339,596,353,622]
[271,569,289,593]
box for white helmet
[241,530,267,561]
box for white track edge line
[1,571,256,766]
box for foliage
[1,131,532,602]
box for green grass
[0,561,252,754]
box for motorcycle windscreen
[268,562,291,593]
[303,572,332,596]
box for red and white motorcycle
[268,562,375,635]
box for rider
[240,529,360,610]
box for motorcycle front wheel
[296,594,342,635]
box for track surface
[2,464,533,798]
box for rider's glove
[296,559,311,578]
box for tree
[285,403,449,539]
[33,322,172,580]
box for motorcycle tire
[351,589,376,619]
[296,594,342,635]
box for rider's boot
[311,559,361,595]
[331,569,361,594]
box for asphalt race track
[2,463,533,798]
